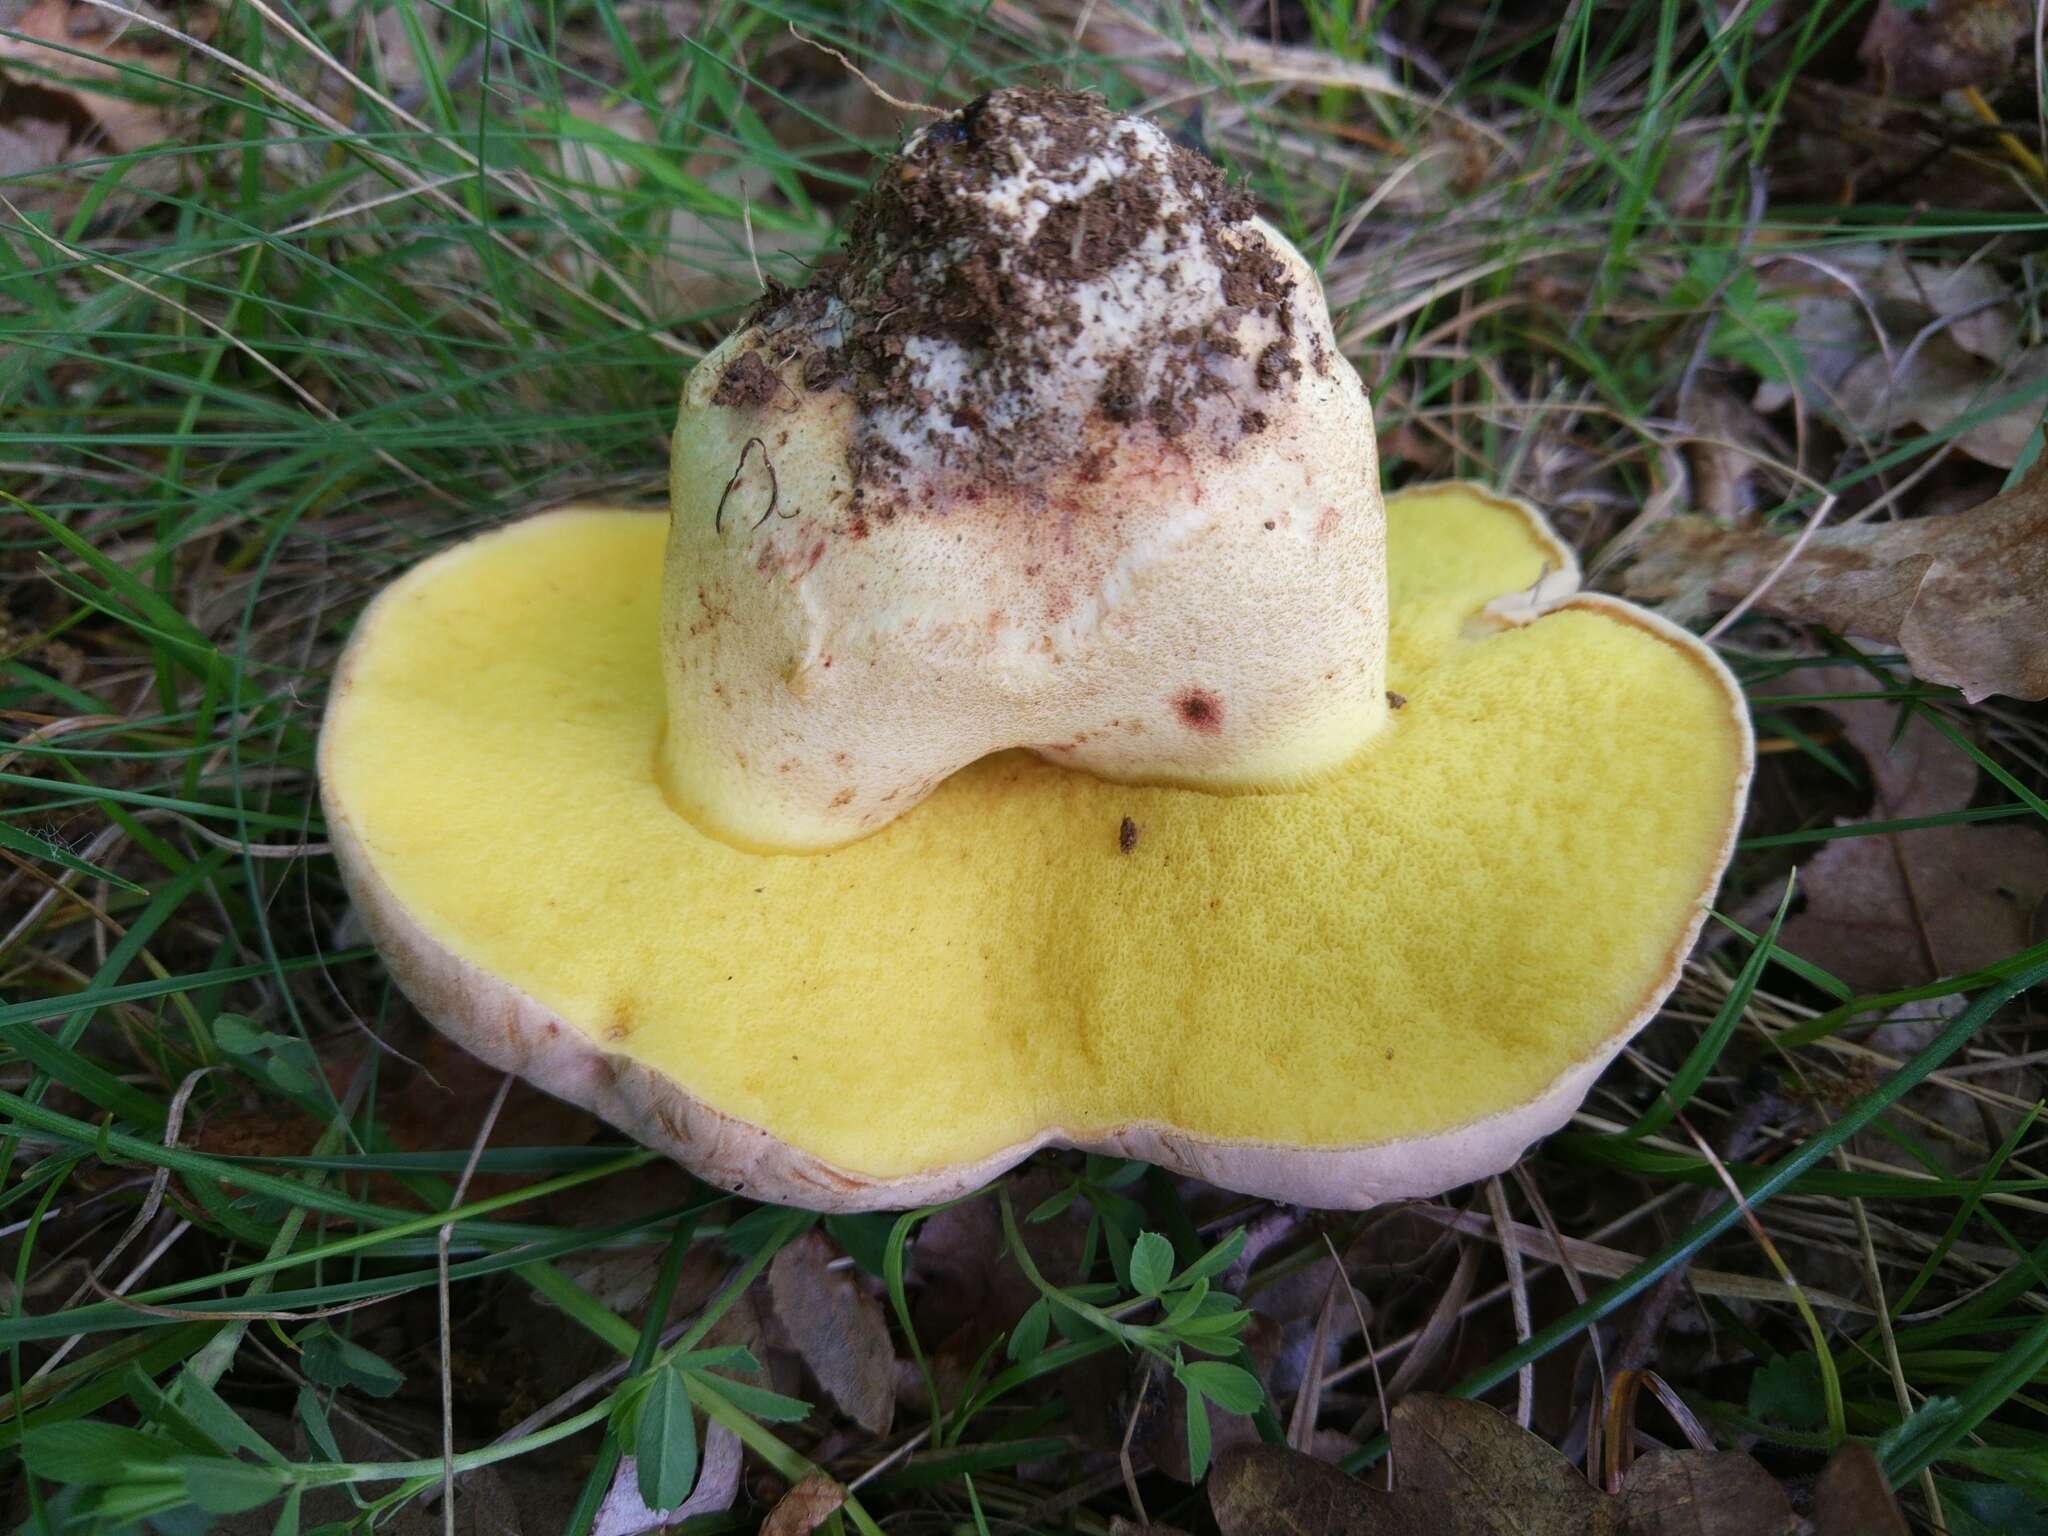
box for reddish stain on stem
[1175,688,1224,733]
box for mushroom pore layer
[664,88,1386,852]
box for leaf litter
[758,1471,848,1536]
[0,0,215,215]
[1734,666,2048,993]
[1208,1392,1912,1536]
[1747,244,2046,472]
[1625,448,2048,702]
[1204,1400,1835,1536]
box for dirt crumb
[712,350,781,409]
[1255,339,1301,391]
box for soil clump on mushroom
[723,88,1315,522]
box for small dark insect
[1118,816,1140,854]
[1386,691,1407,710]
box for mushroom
[321,91,1752,1211]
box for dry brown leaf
[1212,1395,1799,1536]
[569,1241,732,1330]
[1394,1396,1620,1531]
[908,1168,1084,1407]
[1779,810,2048,991]
[1810,1444,1910,1536]
[1745,666,2048,992]
[767,1229,896,1438]
[1618,1449,1796,1536]
[759,1471,846,1536]
[1749,245,2040,471]
[1859,0,2031,98]
[1851,250,2018,365]
[0,0,206,153]
[1836,337,2048,469]
[1751,248,2022,388]
[1624,453,2048,701]
[1210,1442,1388,1535]
[1213,1394,1620,1534]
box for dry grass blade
[1414,1207,1875,1314]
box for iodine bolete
[320,90,1752,1210]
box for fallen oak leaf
[906,1167,1084,1410]
[1623,452,2048,701]
[1750,247,2040,471]
[1210,1440,1390,1535]
[1211,1395,1796,1536]
[1392,1395,1620,1532]
[1835,336,2048,470]
[0,115,70,184]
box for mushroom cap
[319,483,1753,1211]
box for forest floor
[3,2,2048,1533]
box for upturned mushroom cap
[319,92,1754,1212]
[664,89,1384,851]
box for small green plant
[1002,1190,1264,1479]
[612,1346,809,1509]
[1663,249,1798,384]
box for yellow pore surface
[323,486,1747,1177]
